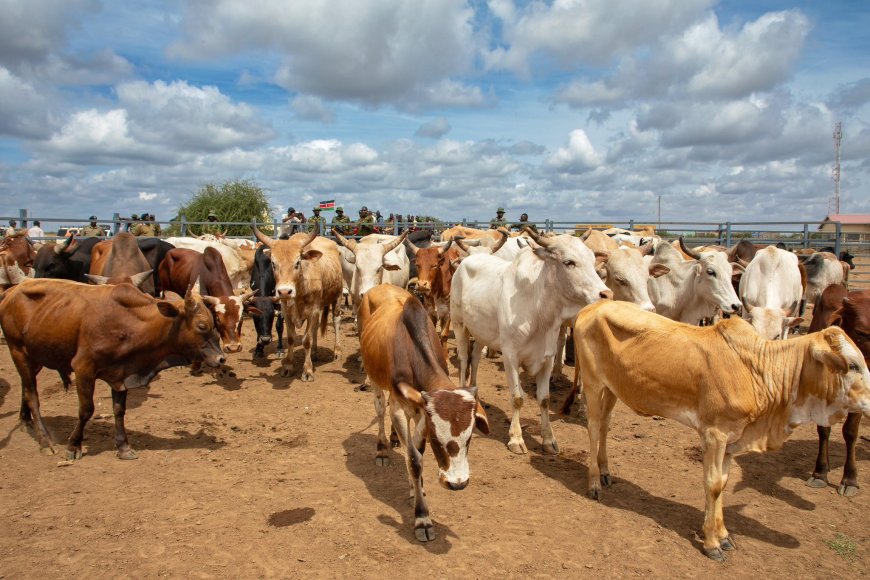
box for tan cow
[252,225,343,381]
[574,300,870,561]
[359,285,489,542]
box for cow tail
[561,358,582,416]
[320,304,330,337]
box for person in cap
[202,209,224,236]
[132,213,156,237]
[280,206,301,237]
[5,219,18,237]
[307,206,326,233]
[332,206,351,235]
[355,205,376,237]
[81,215,105,237]
[511,212,536,232]
[489,207,507,230]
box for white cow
[164,237,253,291]
[333,231,410,310]
[739,246,804,339]
[450,228,612,454]
[583,230,669,311]
[648,238,743,324]
[802,252,846,307]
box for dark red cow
[807,285,870,496]
[405,239,462,348]
[158,247,254,353]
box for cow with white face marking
[648,238,743,324]
[450,227,612,454]
[332,230,410,309]
[359,284,489,542]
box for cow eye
[850,362,860,372]
[562,260,575,268]
[615,276,627,285]
[294,260,300,270]
[706,268,716,276]
[196,322,209,332]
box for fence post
[112,212,121,236]
[802,223,809,248]
[717,223,724,245]
[835,222,842,256]
[19,208,27,228]
[628,219,634,230]
[725,222,732,247]
[180,214,188,237]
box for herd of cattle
[0,224,868,561]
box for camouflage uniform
[81,225,105,237]
[356,213,376,237]
[332,209,351,235]
[132,222,156,236]
[307,210,326,233]
[202,222,224,236]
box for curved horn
[381,230,409,254]
[491,228,509,253]
[580,227,593,242]
[638,240,655,257]
[85,273,109,285]
[452,236,470,253]
[332,228,357,252]
[406,238,420,256]
[129,270,153,289]
[54,233,75,255]
[736,257,750,269]
[678,236,702,260]
[438,239,454,255]
[240,290,257,302]
[522,226,550,247]
[303,223,319,247]
[251,224,274,248]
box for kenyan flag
[319,200,336,211]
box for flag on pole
[319,199,336,211]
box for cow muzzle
[276,286,295,299]
[223,343,243,354]
[416,281,431,294]
[258,335,272,345]
[439,476,469,491]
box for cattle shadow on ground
[529,449,800,556]
[734,437,870,507]
[0,376,10,409]
[31,415,226,458]
[341,432,457,553]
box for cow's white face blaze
[422,388,482,491]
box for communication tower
[828,122,842,215]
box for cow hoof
[703,546,726,562]
[279,367,292,378]
[300,371,315,382]
[720,536,737,551]
[587,487,602,501]
[40,445,56,456]
[375,457,390,467]
[276,349,286,358]
[191,369,203,377]
[805,476,828,489]
[542,440,560,455]
[117,447,139,460]
[838,484,859,497]
[414,524,436,542]
[65,448,83,460]
[507,440,528,455]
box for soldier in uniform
[5,219,18,237]
[307,207,326,232]
[511,212,537,232]
[355,206,376,237]
[489,207,507,229]
[132,213,156,237]
[81,215,105,237]
[332,206,351,235]
[202,210,224,236]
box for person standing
[332,207,351,235]
[355,206,376,236]
[5,219,18,237]
[490,207,507,229]
[511,212,536,232]
[202,210,224,236]
[81,216,106,237]
[27,220,45,239]
[132,213,156,236]
[307,206,326,232]
[280,207,299,237]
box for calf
[159,247,254,353]
[806,286,870,496]
[575,300,870,561]
[249,244,285,358]
[359,284,489,542]
[0,279,224,460]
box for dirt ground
[0,315,868,579]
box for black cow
[248,245,284,358]
[137,238,174,295]
[34,235,102,282]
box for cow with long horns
[332,230,410,311]
[252,224,343,381]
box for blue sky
[1,0,868,226]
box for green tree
[170,179,275,236]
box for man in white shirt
[27,220,45,239]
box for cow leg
[700,429,730,561]
[807,424,832,488]
[839,413,861,496]
[275,314,286,357]
[454,323,470,388]
[111,388,138,460]
[504,355,527,454]
[552,323,567,380]
[390,401,434,542]
[279,306,298,378]
[66,374,97,460]
[585,381,614,499]
[11,351,54,454]
[374,387,390,466]
[536,360,559,454]
[717,453,736,551]
[332,297,343,360]
[300,315,318,382]
[469,340,484,389]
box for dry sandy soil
[0,315,868,578]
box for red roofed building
[819,214,870,242]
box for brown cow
[807,285,870,496]
[405,238,461,348]
[0,278,224,460]
[87,233,154,291]
[358,284,489,542]
[0,233,36,289]
[252,225,343,381]
[575,300,870,561]
[159,247,254,354]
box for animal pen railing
[5,211,869,289]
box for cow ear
[648,263,670,278]
[157,301,181,318]
[532,246,552,261]
[397,382,425,406]
[302,249,322,262]
[594,250,610,267]
[262,248,271,258]
[85,274,109,285]
[814,331,849,374]
[474,399,490,434]
[244,304,263,317]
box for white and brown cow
[358,284,489,542]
